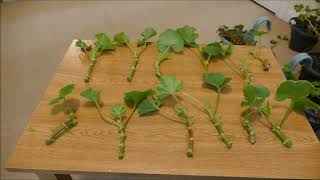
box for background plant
[294,3,320,39]
[81,88,153,159]
[113,27,157,81]
[46,84,77,145]
[76,33,115,83]
[217,24,256,45]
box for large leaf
[124,89,155,107]
[111,104,127,118]
[95,33,115,51]
[275,80,315,101]
[113,32,129,44]
[201,42,224,58]
[292,97,320,111]
[138,96,159,115]
[157,29,184,53]
[176,25,199,47]
[203,73,231,92]
[80,88,101,103]
[156,75,183,102]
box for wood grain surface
[6,40,320,179]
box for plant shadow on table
[50,98,80,115]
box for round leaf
[157,29,184,53]
[275,80,315,101]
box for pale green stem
[124,105,137,128]
[279,103,293,128]
[213,92,220,116]
[155,46,170,77]
[95,102,118,127]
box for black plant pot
[304,108,320,139]
[299,53,320,81]
[289,18,318,52]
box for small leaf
[157,29,184,53]
[124,89,155,107]
[203,73,231,92]
[275,80,315,101]
[49,97,63,105]
[141,27,157,40]
[201,42,224,58]
[138,96,159,115]
[282,64,297,80]
[294,4,304,12]
[95,33,115,51]
[111,104,127,118]
[113,32,129,44]
[76,40,91,52]
[80,88,101,103]
[156,75,183,102]
[59,84,75,98]
[176,25,199,47]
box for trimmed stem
[84,60,96,83]
[242,110,256,144]
[213,92,220,116]
[45,117,78,145]
[279,104,293,128]
[186,117,194,157]
[249,50,270,71]
[270,123,293,148]
[118,121,126,160]
[127,56,139,81]
[209,116,232,148]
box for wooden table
[6,41,320,180]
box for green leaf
[49,84,75,105]
[59,84,75,98]
[76,40,91,52]
[292,97,320,111]
[275,80,315,101]
[49,97,63,105]
[157,29,184,53]
[95,33,115,51]
[203,73,231,92]
[242,84,270,107]
[138,96,159,115]
[250,30,268,37]
[124,89,155,107]
[113,32,129,44]
[282,64,297,80]
[225,44,235,56]
[176,25,199,47]
[294,4,304,12]
[137,27,157,46]
[156,75,183,102]
[80,88,101,103]
[201,42,224,58]
[111,104,127,118]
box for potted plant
[289,3,319,52]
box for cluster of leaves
[294,3,320,38]
[113,27,157,81]
[217,24,256,45]
[46,84,77,145]
[76,33,115,83]
[80,87,153,159]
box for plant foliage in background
[217,24,256,45]
[294,3,320,39]
[46,84,77,145]
[113,27,157,81]
[76,33,115,83]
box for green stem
[180,92,206,110]
[249,49,270,71]
[213,92,220,116]
[270,123,293,148]
[45,116,78,145]
[196,46,207,72]
[224,58,244,78]
[279,104,293,128]
[155,46,170,77]
[84,60,96,83]
[126,42,147,82]
[124,105,137,128]
[241,110,256,144]
[209,116,232,148]
[186,117,194,157]
[95,102,118,127]
[117,121,126,160]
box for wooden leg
[36,173,72,180]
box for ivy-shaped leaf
[95,33,115,51]
[156,75,183,102]
[203,73,231,92]
[157,29,184,53]
[80,88,101,103]
[124,89,155,107]
[113,32,129,44]
[275,80,314,101]
[138,96,159,115]
[75,40,91,52]
[241,84,270,108]
[137,27,157,46]
[111,104,127,119]
[49,84,75,105]
[201,42,234,59]
[176,25,199,47]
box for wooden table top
[6,40,320,179]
